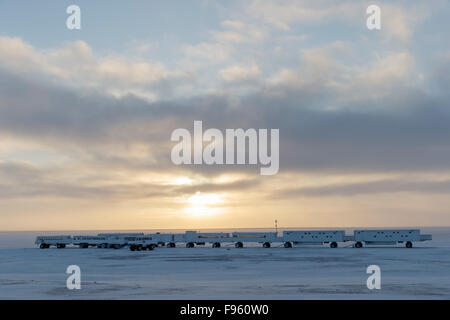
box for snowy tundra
[0,228,449,299]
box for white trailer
[184,231,231,248]
[152,233,186,248]
[282,230,346,248]
[231,232,279,248]
[128,236,159,251]
[73,235,108,248]
[97,233,144,249]
[352,229,432,248]
[35,235,72,249]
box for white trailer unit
[144,233,171,246]
[153,233,186,247]
[97,233,145,249]
[73,235,107,248]
[282,230,345,248]
[35,235,72,249]
[128,236,159,251]
[184,231,231,248]
[352,229,432,248]
[231,232,279,248]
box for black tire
[147,245,154,251]
[168,242,176,248]
[57,244,66,249]
[355,241,363,248]
[263,242,271,248]
[330,242,338,248]
[212,242,221,248]
[136,245,142,251]
[130,245,136,251]
[235,242,243,248]
[39,243,47,249]
[158,242,165,247]
[186,242,194,248]
[284,242,292,248]
[406,241,413,248]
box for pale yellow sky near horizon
[2,170,450,231]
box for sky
[1,0,450,231]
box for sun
[184,192,225,217]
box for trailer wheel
[330,242,338,248]
[263,242,271,248]
[284,242,292,248]
[235,242,243,248]
[168,242,176,248]
[355,241,363,248]
[158,242,165,247]
[39,243,47,249]
[405,241,413,248]
[212,242,221,248]
[130,245,136,251]
[186,242,195,248]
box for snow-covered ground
[0,227,449,299]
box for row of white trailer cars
[35,229,432,250]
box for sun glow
[184,192,225,217]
